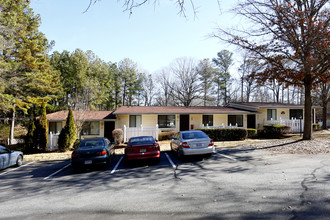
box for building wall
[214,114,228,127]
[142,114,158,127]
[116,114,129,129]
[190,114,202,129]
[257,107,304,129]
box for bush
[112,129,123,144]
[58,108,77,152]
[313,123,321,131]
[262,124,291,138]
[247,128,258,138]
[158,131,177,141]
[198,128,247,141]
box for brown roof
[229,102,305,108]
[46,110,115,121]
[114,106,252,114]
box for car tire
[16,155,23,167]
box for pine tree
[25,107,36,152]
[38,101,48,151]
[0,0,60,144]
[58,108,77,152]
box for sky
[30,0,240,74]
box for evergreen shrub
[158,131,176,141]
[262,124,291,138]
[58,108,77,152]
[247,128,258,138]
[198,128,247,141]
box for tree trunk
[322,101,327,129]
[9,106,16,145]
[303,82,313,140]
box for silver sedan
[0,145,23,170]
[170,130,215,159]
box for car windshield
[79,140,104,148]
[182,132,208,140]
[129,137,154,145]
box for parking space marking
[111,156,123,174]
[0,162,34,176]
[165,153,176,169]
[218,153,237,161]
[43,163,71,180]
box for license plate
[140,149,146,153]
[84,160,92,165]
[196,143,203,147]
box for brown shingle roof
[46,110,115,121]
[114,106,252,114]
[229,102,304,108]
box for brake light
[209,139,214,146]
[96,151,107,156]
[153,143,160,150]
[72,153,80,158]
[182,142,190,148]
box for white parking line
[218,153,237,161]
[0,162,34,176]
[43,163,71,180]
[165,153,176,169]
[111,156,123,174]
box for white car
[170,130,215,159]
[0,145,23,170]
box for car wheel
[16,155,23,167]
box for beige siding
[190,114,202,129]
[257,107,304,129]
[116,114,129,129]
[142,114,158,127]
[214,114,227,126]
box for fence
[123,125,160,142]
[267,118,304,133]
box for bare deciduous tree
[214,0,330,140]
[168,57,201,107]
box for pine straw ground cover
[23,130,330,162]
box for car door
[171,133,180,151]
[0,147,10,169]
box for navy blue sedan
[0,145,24,170]
[71,138,114,170]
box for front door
[180,115,190,131]
[247,115,256,129]
[104,121,115,143]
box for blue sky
[30,0,239,74]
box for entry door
[104,121,115,143]
[180,115,190,131]
[247,115,256,129]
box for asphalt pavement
[0,148,329,220]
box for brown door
[180,115,190,131]
[104,121,115,143]
[247,115,256,129]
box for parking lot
[1,147,330,220]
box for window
[203,115,213,126]
[290,109,303,119]
[129,115,141,127]
[267,109,277,120]
[81,121,100,135]
[228,115,243,127]
[158,115,176,128]
[49,122,62,134]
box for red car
[125,136,160,162]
